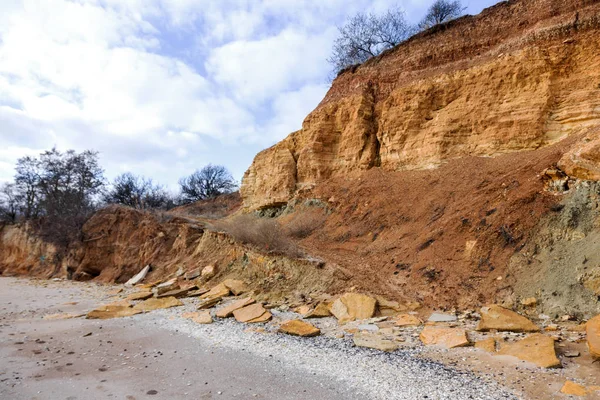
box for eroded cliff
[241,0,600,209]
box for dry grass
[217,214,302,258]
[283,209,327,239]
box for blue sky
[0,0,498,190]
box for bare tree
[328,8,414,75]
[419,0,465,30]
[15,156,41,218]
[0,183,21,223]
[104,173,174,210]
[179,164,236,204]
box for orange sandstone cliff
[241,0,600,210]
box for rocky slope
[241,0,600,210]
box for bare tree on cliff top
[0,183,20,223]
[419,0,465,30]
[178,164,237,204]
[104,172,174,210]
[328,8,414,75]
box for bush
[284,210,327,239]
[218,214,302,257]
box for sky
[0,0,499,190]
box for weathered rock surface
[248,311,272,323]
[133,297,183,312]
[201,264,217,279]
[353,332,398,352]
[587,315,600,359]
[427,313,457,323]
[278,320,321,337]
[184,268,201,280]
[233,304,269,323]
[155,278,179,295]
[241,0,600,210]
[197,297,222,310]
[216,297,255,318]
[496,333,560,368]
[474,338,497,353]
[156,288,190,299]
[419,326,469,349]
[477,305,540,332]
[560,381,588,397]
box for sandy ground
[1,277,517,400]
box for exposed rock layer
[241,0,600,209]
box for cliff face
[241,0,600,210]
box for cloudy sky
[0,0,497,190]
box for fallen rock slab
[477,305,540,332]
[248,311,272,323]
[496,333,560,368]
[125,291,154,301]
[353,332,398,352]
[427,312,457,323]
[560,381,588,397]
[197,297,222,310]
[587,315,600,359]
[200,283,230,300]
[395,314,422,327]
[156,288,190,299]
[305,302,332,318]
[155,278,180,295]
[419,326,469,349]
[133,297,183,312]
[125,265,150,286]
[222,279,249,296]
[330,299,351,323]
[341,293,377,320]
[474,337,497,352]
[278,320,320,337]
[201,264,217,279]
[185,268,201,280]
[187,288,210,297]
[182,311,212,324]
[234,303,268,323]
[87,303,141,320]
[216,297,255,318]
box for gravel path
[0,278,519,399]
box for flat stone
[133,297,183,312]
[395,314,422,327]
[305,302,332,318]
[427,312,457,323]
[156,288,190,299]
[125,291,154,301]
[197,297,222,310]
[248,311,272,323]
[200,283,230,300]
[182,311,212,324]
[293,305,311,316]
[187,288,210,297]
[184,268,201,280]
[329,299,351,323]
[222,279,249,296]
[353,332,398,352]
[155,278,180,295]
[375,296,407,316]
[216,297,255,318]
[233,303,268,323]
[560,381,587,396]
[419,326,469,348]
[340,293,377,321]
[125,265,150,286]
[477,305,540,333]
[278,320,320,337]
[496,333,560,368]
[587,315,600,359]
[474,337,497,352]
[358,324,379,332]
[87,303,141,320]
